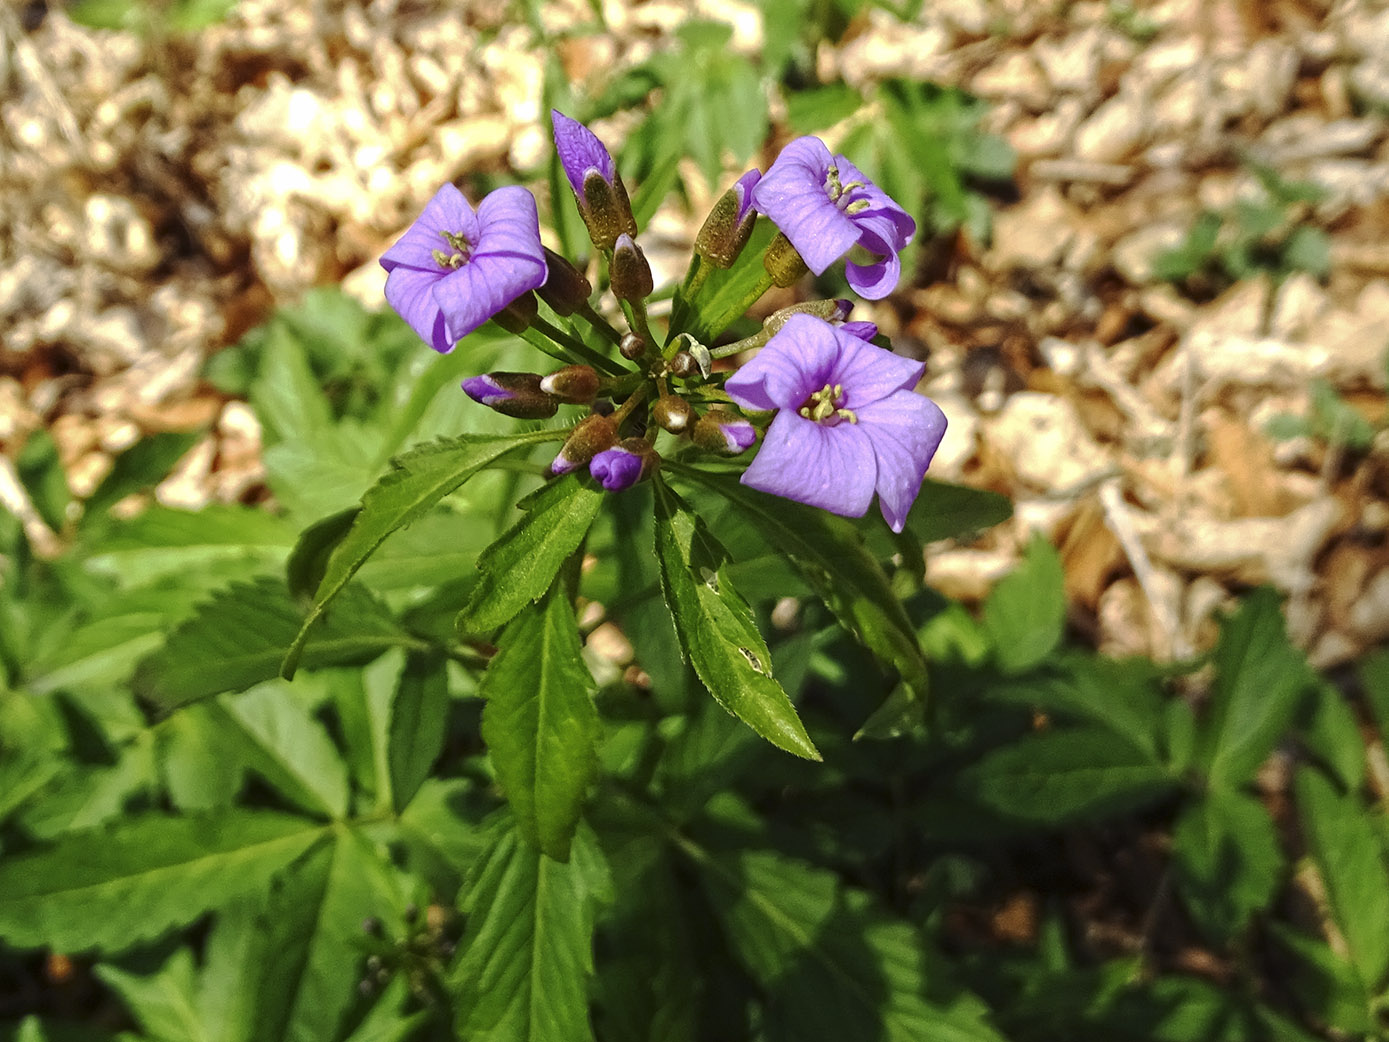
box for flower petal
[855,391,948,532]
[384,266,452,352]
[381,183,478,273]
[825,329,924,409]
[724,313,841,411]
[433,187,546,342]
[740,410,877,518]
[551,110,615,197]
[752,137,858,274]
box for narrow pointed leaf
[669,465,927,698]
[388,652,450,812]
[652,478,818,760]
[284,431,561,676]
[480,583,600,861]
[0,810,325,953]
[457,474,604,634]
[136,576,412,708]
[451,824,610,1042]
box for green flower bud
[537,247,592,316]
[763,232,809,288]
[653,396,694,434]
[610,234,654,302]
[551,413,617,475]
[539,364,600,404]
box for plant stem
[706,272,773,336]
[527,317,625,376]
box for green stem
[575,303,624,347]
[626,297,659,353]
[669,254,711,338]
[709,325,775,360]
[528,317,626,376]
[707,272,774,337]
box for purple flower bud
[694,168,762,269]
[550,414,617,475]
[693,410,757,455]
[588,438,656,492]
[461,372,558,419]
[840,321,878,342]
[551,110,637,250]
[763,232,809,288]
[537,247,592,316]
[610,233,653,302]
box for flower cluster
[379,112,945,527]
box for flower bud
[653,395,694,434]
[462,372,558,419]
[589,438,658,491]
[619,332,646,360]
[667,351,699,378]
[694,169,761,269]
[539,364,600,404]
[763,232,809,288]
[550,414,617,475]
[610,234,653,302]
[764,299,849,335]
[692,410,757,455]
[537,247,592,316]
[580,169,639,251]
[492,291,539,334]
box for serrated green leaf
[0,810,324,953]
[83,432,203,521]
[97,948,210,1042]
[457,475,604,635]
[652,478,818,760]
[1171,790,1282,943]
[83,505,294,587]
[285,507,360,602]
[960,727,1175,825]
[283,431,558,677]
[669,465,928,705]
[480,583,600,861]
[451,823,611,1041]
[16,429,71,534]
[1198,589,1309,789]
[388,653,450,813]
[903,478,1012,544]
[982,534,1065,674]
[1298,679,1366,790]
[1295,767,1389,988]
[136,576,413,708]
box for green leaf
[16,429,71,534]
[1295,767,1389,988]
[83,432,203,521]
[480,582,600,861]
[283,431,561,677]
[1198,589,1309,790]
[136,576,412,708]
[96,948,211,1042]
[1298,679,1366,790]
[388,653,450,813]
[670,465,928,704]
[457,474,604,635]
[903,478,1012,544]
[0,810,324,953]
[982,534,1065,674]
[83,505,294,588]
[1171,790,1283,943]
[451,823,611,1041]
[652,478,818,760]
[285,507,360,602]
[960,726,1176,825]
[695,848,1004,1042]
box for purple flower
[832,299,878,342]
[724,314,945,532]
[589,446,645,491]
[731,168,761,224]
[693,410,757,455]
[381,184,546,353]
[752,137,916,300]
[695,168,763,269]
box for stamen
[434,229,471,270]
[798,382,858,425]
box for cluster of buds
[380,108,948,531]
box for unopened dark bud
[763,232,809,288]
[694,169,761,269]
[765,299,848,335]
[362,917,382,937]
[610,234,653,302]
[693,410,758,455]
[537,247,592,316]
[653,396,694,434]
[462,372,558,419]
[580,169,638,250]
[619,332,646,360]
[539,364,600,404]
[551,414,617,475]
[493,292,539,334]
[667,351,698,378]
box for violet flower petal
[384,265,453,353]
[855,392,948,532]
[825,326,924,407]
[740,411,877,518]
[380,184,478,273]
[589,447,644,491]
[433,187,546,342]
[724,313,842,412]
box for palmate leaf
[0,810,325,953]
[457,474,604,635]
[480,579,600,862]
[1171,790,1283,944]
[135,576,414,709]
[669,465,928,706]
[652,478,818,760]
[694,847,1004,1042]
[282,430,563,678]
[451,822,611,1042]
